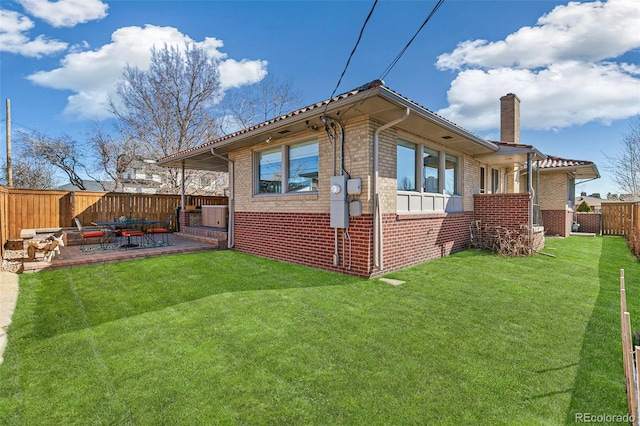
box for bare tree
[220,73,302,132]
[606,116,640,197]
[16,129,89,190]
[111,43,223,193]
[87,124,138,191]
[1,156,58,189]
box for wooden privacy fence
[602,202,640,236]
[620,269,640,425]
[0,187,227,242]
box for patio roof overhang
[473,142,547,166]
[156,84,499,172]
[539,163,601,180]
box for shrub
[576,200,592,212]
[628,228,640,261]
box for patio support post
[210,148,234,248]
[180,161,185,210]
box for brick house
[495,94,600,237]
[158,81,598,277]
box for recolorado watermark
[575,412,634,423]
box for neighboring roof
[157,80,499,171]
[56,180,115,191]
[537,155,600,179]
[575,195,603,207]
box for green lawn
[1,236,638,425]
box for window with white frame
[397,140,417,191]
[423,147,439,193]
[256,139,318,195]
[444,154,459,195]
[480,166,486,193]
[491,168,500,193]
[396,138,461,195]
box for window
[480,166,486,193]
[397,140,417,191]
[491,168,500,193]
[423,147,439,193]
[258,148,282,194]
[444,154,459,195]
[256,140,318,195]
[288,140,319,192]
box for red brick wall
[234,212,373,277]
[381,212,471,275]
[576,213,601,234]
[541,210,572,237]
[473,194,530,228]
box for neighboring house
[158,81,599,277]
[575,195,603,213]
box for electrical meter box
[347,178,362,195]
[349,200,362,217]
[330,175,349,228]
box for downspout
[211,149,235,248]
[527,153,533,229]
[373,107,410,271]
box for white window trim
[254,138,319,196]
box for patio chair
[74,218,105,251]
[146,215,171,245]
[120,228,146,248]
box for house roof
[157,80,499,172]
[537,155,600,180]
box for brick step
[174,232,227,249]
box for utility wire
[379,0,445,81]
[323,0,378,116]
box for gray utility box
[330,175,349,228]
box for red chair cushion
[146,228,168,233]
[122,230,144,237]
[82,231,104,238]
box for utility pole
[6,98,12,187]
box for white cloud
[17,0,108,27]
[0,9,67,57]
[219,59,268,89]
[27,25,268,120]
[435,0,640,131]
[438,62,640,131]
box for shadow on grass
[565,236,635,422]
[22,251,366,340]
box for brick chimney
[500,93,520,144]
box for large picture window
[288,140,319,192]
[256,139,319,195]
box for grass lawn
[1,236,639,425]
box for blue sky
[1,0,639,196]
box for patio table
[92,219,161,248]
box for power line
[379,0,445,81]
[323,0,378,116]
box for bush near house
[576,200,592,212]
[628,229,640,260]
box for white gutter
[373,107,410,271]
[211,149,234,248]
